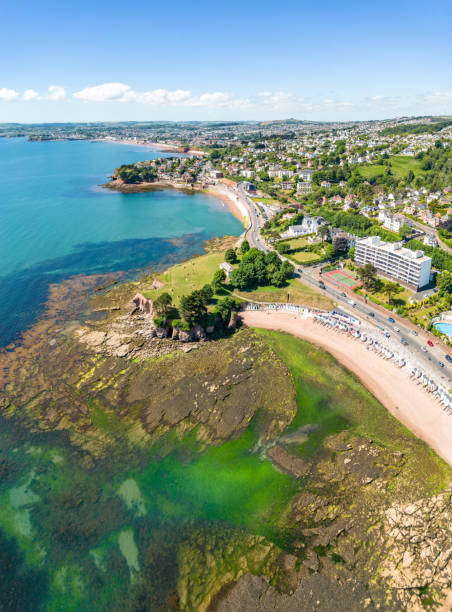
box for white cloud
[47,85,67,101]
[23,89,40,101]
[420,91,452,106]
[0,87,19,101]
[74,82,131,102]
[72,83,253,109]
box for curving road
[225,181,452,386]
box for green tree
[240,239,250,254]
[212,269,226,293]
[200,284,214,304]
[153,292,172,317]
[179,290,207,324]
[224,248,237,264]
[398,224,412,239]
[214,297,236,326]
[357,263,378,291]
[318,225,330,242]
[324,244,335,259]
[348,246,355,261]
[383,281,402,304]
[437,272,452,297]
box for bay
[0,138,241,346]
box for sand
[240,310,452,466]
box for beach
[240,310,452,466]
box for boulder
[128,293,153,316]
[192,325,206,341]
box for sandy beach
[240,310,452,466]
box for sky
[1,0,451,123]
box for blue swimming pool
[434,321,452,337]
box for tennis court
[323,269,362,289]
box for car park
[388,317,395,323]
[421,346,428,352]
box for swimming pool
[434,321,452,337]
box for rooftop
[357,236,431,263]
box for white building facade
[355,236,431,289]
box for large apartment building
[355,236,431,289]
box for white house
[286,216,327,237]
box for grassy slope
[237,277,333,310]
[359,155,423,180]
[143,251,225,305]
[257,329,451,497]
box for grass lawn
[289,250,322,264]
[257,329,451,495]
[360,283,413,308]
[285,236,314,250]
[143,251,225,305]
[236,277,333,310]
[359,155,424,180]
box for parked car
[427,340,434,347]
[388,317,395,323]
[393,326,400,332]
[401,338,408,345]
[438,361,445,368]
[421,346,428,352]
[368,312,375,317]
[412,330,418,336]
[348,299,356,306]
[445,354,452,363]
[340,292,346,297]
[385,332,391,338]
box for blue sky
[1,0,451,122]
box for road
[403,215,452,254]
[228,182,452,386]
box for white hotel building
[355,236,432,289]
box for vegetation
[115,163,157,184]
[229,248,294,290]
[381,119,452,136]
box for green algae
[118,528,140,577]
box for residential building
[299,168,314,182]
[378,211,404,233]
[355,236,431,289]
[296,182,312,194]
[286,216,327,237]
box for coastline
[103,179,247,225]
[240,310,452,467]
[94,138,206,156]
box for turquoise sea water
[434,321,452,337]
[0,138,241,346]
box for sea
[0,137,242,347]
[0,138,298,611]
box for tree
[357,263,378,291]
[318,225,330,242]
[200,284,214,304]
[224,248,237,264]
[179,290,207,324]
[348,246,355,261]
[383,281,402,304]
[324,244,335,260]
[398,224,412,240]
[240,239,250,254]
[437,272,452,297]
[153,292,172,317]
[212,269,226,293]
[214,297,236,325]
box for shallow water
[0,138,241,346]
